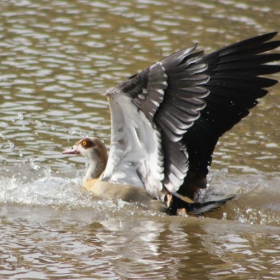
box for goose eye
[82,140,87,146]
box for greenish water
[1,0,280,279]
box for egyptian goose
[63,32,280,215]
[63,137,231,214]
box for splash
[0,164,155,216]
[0,167,89,207]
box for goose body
[63,32,280,214]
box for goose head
[63,137,108,180]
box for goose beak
[62,144,80,155]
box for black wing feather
[180,32,280,199]
[118,45,210,193]
[114,32,280,199]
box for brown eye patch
[79,138,94,149]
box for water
[1,0,280,279]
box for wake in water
[0,162,112,208]
[1,163,280,226]
[0,164,164,218]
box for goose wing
[179,32,280,199]
[102,45,209,199]
[102,32,280,201]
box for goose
[63,32,280,215]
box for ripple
[0,0,280,278]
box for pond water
[1,0,280,279]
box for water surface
[1,0,280,279]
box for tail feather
[167,195,234,215]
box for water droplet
[30,158,41,171]
[44,166,52,177]
[9,141,15,149]
[17,113,24,120]
[35,120,42,127]
[0,133,6,139]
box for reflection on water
[1,200,280,279]
[1,0,280,279]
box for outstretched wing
[103,45,209,199]
[102,32,280,201]
[179,32,280,199]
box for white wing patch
[102,47,209,199]
[103,89,165,200]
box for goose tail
[167,194,234,215]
